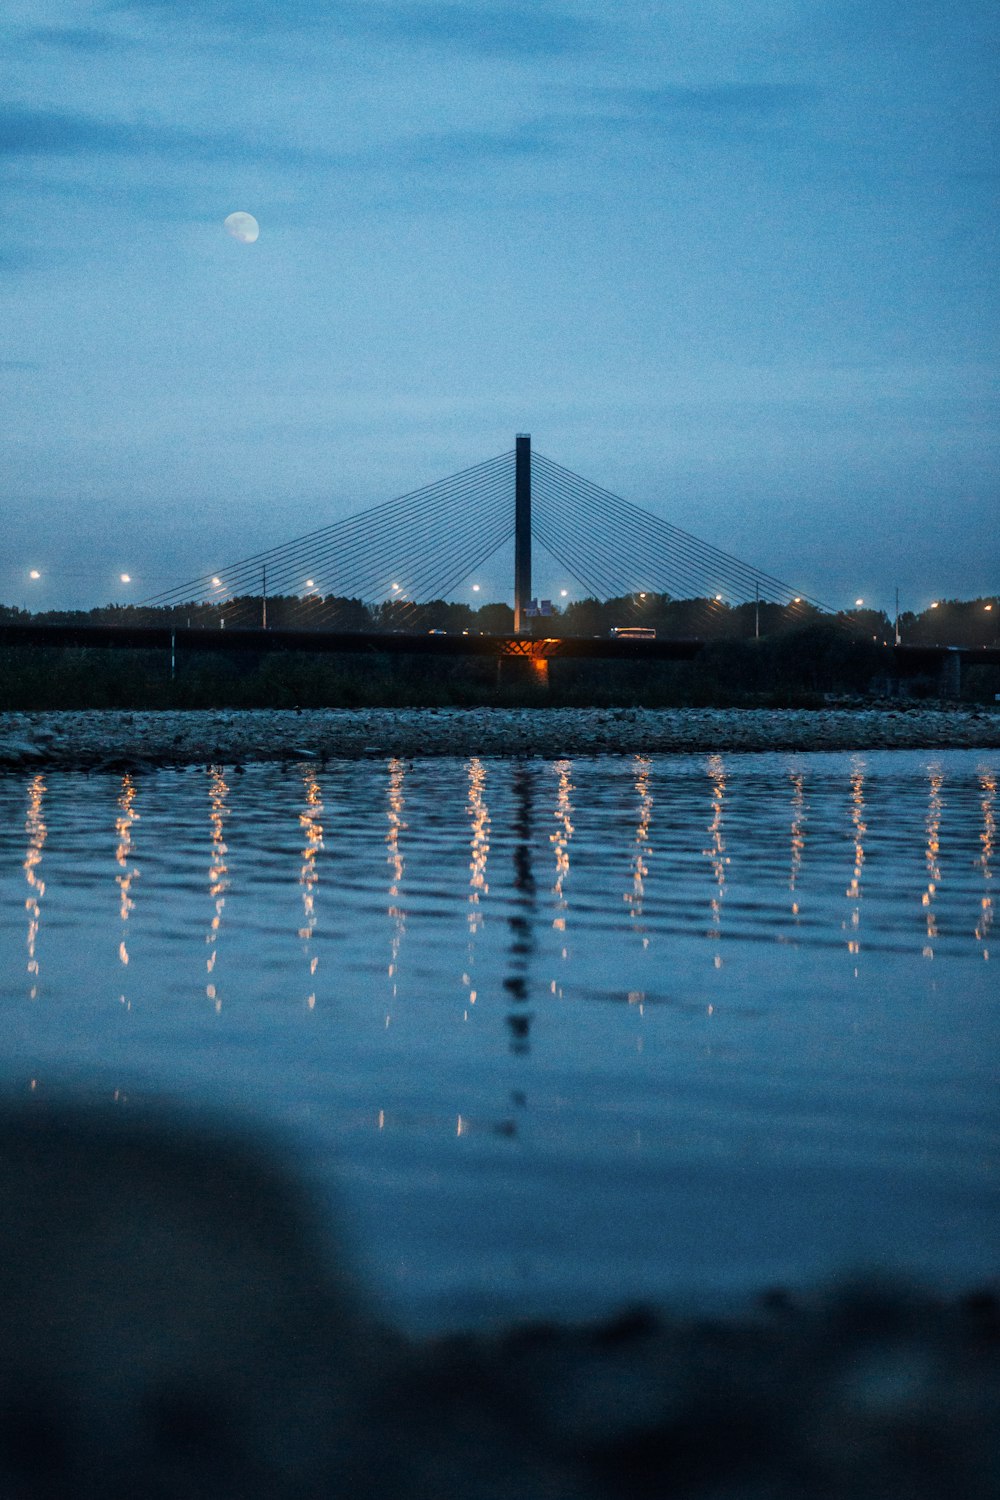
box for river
[1,749,995,1331]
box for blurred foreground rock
[0,1097,381,1497]
[0,1097,996,1497]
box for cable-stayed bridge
[141,435,832,637]
[5,436,995,688]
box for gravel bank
[1,705,998,769]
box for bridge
[4,436,997,691]
[3,619,993,692]
[138,433,836,635]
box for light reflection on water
[704,753,727,968]
[788,768,805,921]
[976,768,995,959]
[624,754,651,941]
[1,749,997,1331]
[114,774,138,1008]
[923,762,943,959]
[205,767,229,1012]
[464,757,489,1019]
[843,756,866,968]
[22,772,46,999]
[385,756,406,1018]
[299,770,323,1009]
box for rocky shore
[1,703,998,770]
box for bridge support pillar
[497,654,549,696]
[514,433,531,635]
[939,649,962,699]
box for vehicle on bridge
[609,626,656,640]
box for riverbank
[1,703,998,770]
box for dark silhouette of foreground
[1,1096,996,1497]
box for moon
[224,211,259,244]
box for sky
[2,0,997,614]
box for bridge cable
[142,451,514,606]
[199,456,513,605]
[533,452,833,612]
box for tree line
[1,591,995,646]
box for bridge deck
[0,623,997,667]
[0,622,704,661]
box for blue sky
[2,0,997,612]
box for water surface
[1,750,996,1329]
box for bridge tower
[514,432,532,634]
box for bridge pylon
[514,433,531,634]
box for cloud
[815,0,996,49]
[337,1,599,55]
[587,82,820,124]
[1,106,138,158]
[0,104,319,166]
[395,124,553,168]
[109,0,600,55]
[558,81,822,149]
[0,100,556,177]
[22,26,134,52]
[639,84,819,116]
